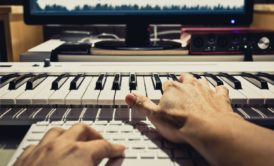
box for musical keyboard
[0,62,274,126]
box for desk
[0,6,43,61]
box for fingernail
[125,93,137,106]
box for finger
[162,80,182,92]
[216,85,229,98]
[179,73,196,84]
[59,123,103,141]
[16,145,36,163]
[198,77,211,90]
[39,127,65,146]
[125,93,158,116]
[86,140,125,164]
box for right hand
[125,73,240,144]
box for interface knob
[258,37,270,50]
[44,58,51,67]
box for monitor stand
[94,23,181,50]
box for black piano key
[26,73,48,90]
[192,73,201,79]
[169,74,179,82]
[131,107,146,121]
[9,73,33,90]
[51,73,69,90]
[257,72,274,85]
[66,107,84,120]
[219,73,242,89]
[1,107,22,119]
[70,74,85,90]
[95,74,106,90]
[252,107,274,118]
[82,107,98,121]
[112,73,122,90]
[98,107,114,120]
[241,107,264,119]
[115,107,129,121]
[204,73,224,87]
[50,107,68,121]
[0,73,20,88]
[129,73,137,90]
[241,72,268,89]
[34,107,53,121]
[151,73,162,90]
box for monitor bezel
[24,0,253,26]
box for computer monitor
[24,0,253,50]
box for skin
[15,73,274,166]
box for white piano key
[81,76,100,105]
[131,76,146,96]
[97,76,115,105]
[15,77,55,105]
[0,84,10,98]
[65,77,92,105]
[235,76,266,105]
[144,77,162,104]
[48,77,74,105]
[0,83,27,104]
[236,76,274,105]
[218,76,247,105]
[115,76,130,105]
[268,83,274,94]
[31,77,57,104]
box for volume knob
[258,37,270,50]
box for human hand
[14,123,125,166]
[125,73,240,144]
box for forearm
[182,112,274,166]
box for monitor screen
[25,0,253,26]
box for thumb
[125,93,158,117]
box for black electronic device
[24,0,253,50]
[0,0,22,5]
[189,30,274,55]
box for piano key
[0,73,20,88]
[129,73,137,90]
[51,73,69,90]
[114,107,129,121]
[95,73,106,90]
[219,73,242,89]
[251,107,274,118]
[97,76,115,105]
[65,77,92,105]
[236,76,274,105]
[233,107,250,119]
[16,77,55,105]
[0,107,23,120]
[115,76,130,105]
[218,76,247,105]
[49,107,68,121]
[65,107,84,120]
[257,72,274,85]
[31,77,57,104]
[9,73,33,90]
[112,73,121,90]
[159,76,169,91]
[0,83,11,98]
[152,73,162,90]
[169,74,179,82]
[144,76,162,104]
[26,73,48,90]
[131,76,146,97]
[1,82,28,104]
[241,107,264,119]
[82,107,98,121]
[69,74,85,90]
[98,107,114,120]
[234,76,265,105]
[241,72,268,89]
[192,73,201,79]
[81,76,100,105]
[204,73,223,87]
[48,77,74,105]
[131,107,146,121]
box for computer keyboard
[7,120,210,166]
